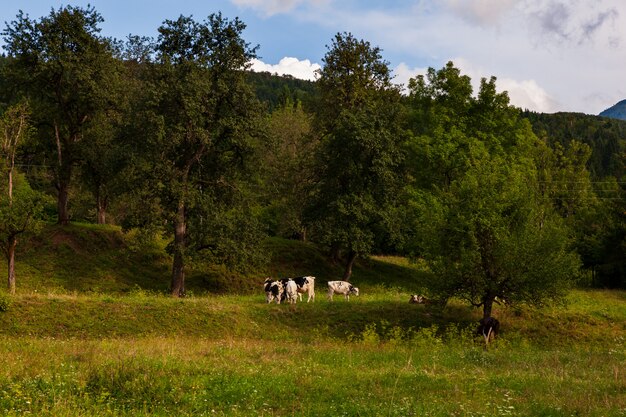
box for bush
[0,294,11,312]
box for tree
[412,155,579,319]
[307,32,406,280]
[260,99,317,240]
[0,103,45,294]
[406,63,580,319]
[2,5,122,225]
[124,14,263,296]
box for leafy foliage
[406,63,581,317]
[307,32,406,279]
[120,14,264,295]
[2,5,123,224]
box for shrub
[0,293,11,312]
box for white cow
[327,281,359,301]
[285,279,298,304]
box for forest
[1,5,625,317]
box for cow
[409,294,433,304]
[477,317,500,347]
[264,278,284,304]
[284,279,298,304]
[327,281,359,301]
[409,294,423,304]
[279,276,316,303]
[292,276,316,302]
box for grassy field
[0,224,625,416]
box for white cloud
[497,78,558,113]
[393,63,427,91]
[250,57,321,80]
[230,0,330,17]
[451,58,558,112]
[231,0,300,16]
[443,0,520,26]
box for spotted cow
[264,278,284,304]
[279,276,316,303]
[327,280,359,301]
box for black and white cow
[327,280,359,301]
[264,278,284,304]
[279,276,316,303]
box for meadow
[0,225,625,416]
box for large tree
[406,63,580,320]
[125,14,263,296]
[307,32,406,280]
[2,5,121,225]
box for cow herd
[263,276,431,305]
[263,276,360,304]
[263,277,500,343]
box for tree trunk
[170,201,186,297]
[483,297,494,320]
[7,235,17,295]
[96,192,107,225]
[330,243,341,264]
[55,125,72,226]
[57,178,71,225]
[342,250,357,281]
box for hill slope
[1,223,428,295]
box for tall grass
[0,224,624,415]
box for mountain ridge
[599,99,626,120]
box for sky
[1,0,625,115]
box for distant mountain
[599,99,626,121]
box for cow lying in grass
[409,294,433,304]
[327,281,359,301]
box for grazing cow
[264,278,284,304]
[285,279,298,304]
[327,281,359,301]
[292,276,316,302]
[279,276,316,303]
[477,317,500,345]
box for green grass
[0,223,625,416]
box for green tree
[307,33,406,280]
[406,63,580,320]
[124,14,263,296]
[2,5,122,225]
[0,103,45,294]
[260,99,317,240]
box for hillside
[246,70,318,111]
[2,223,428,295]
[600,99,626,121]
[522,110,626,179]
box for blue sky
[1,0,625,115]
